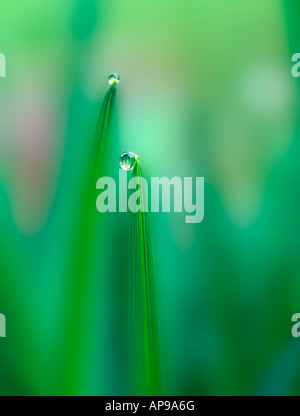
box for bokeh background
[0,0,300,396]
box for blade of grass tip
[88,85,116,204]
[58,82,117,395]
[129,159,161,395]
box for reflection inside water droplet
[108,73,120,85]
[119,152,139,170]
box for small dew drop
[120,152,139,171]
[108,73,120,85]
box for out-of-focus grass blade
[57,84,117,394]
[88,86,116,205]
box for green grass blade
[89,85,116,200]
[129,161,161,395]
[57,84,117,394]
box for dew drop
[108,73,120,85]
[119,152,139,171]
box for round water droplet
[108,73,120,85]
[119,152,139,171]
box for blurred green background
[0,0,300,396]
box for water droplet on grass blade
[108,73,120,85]
[120,152,139,170]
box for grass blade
[129,160,161,395]
[58,84,117,394]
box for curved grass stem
[58,84,117,394]
[129,161,161,395]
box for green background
[0,0,300,396]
